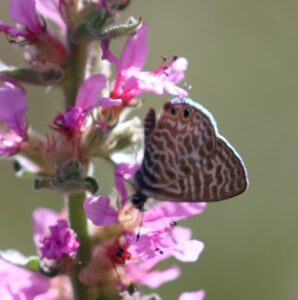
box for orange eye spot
[181,106,192,121]
[167,106,179,119]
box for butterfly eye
[182,107,192,121]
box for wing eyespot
[181,106,192,121]
[166,106,180,119]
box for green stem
[68,192,91,300]
[63,34,90,108]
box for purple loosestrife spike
[102,23,188,105]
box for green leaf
[24,257,40,272]
[72,3,110,41]
[95,17,142,40]
[0,61,63,85]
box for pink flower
[0,0,45,42]
[83,196,119,226]
[179,290,206,300]
[35,0,66,32]
[33,208,59,249]
[84,163,205,289]
[115,163,140,205]
[0,0,67,66]
[40,219,80,260]
[102,23,189,105]
[0,258,73,300]
[33,208,79,261]
[0,208,73,299]
[0,82,28,156]
[53,74,122,136]
[0,258,52,300]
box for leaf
[99,17,142,40]
[0,61,63,85]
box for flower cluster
[0,0,205,299]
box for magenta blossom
[0,82,28,156]
[0,258,73,300]
[36,0,66,32]
[84,195,119,227]
[0,0,67,66]
[102,23,189,104]
[0,0,45,41]
[40,219,80,260]
[33,208,79,261]
[83,163,205,289]
[0,258,51,300]
[53,74,122,136]
[0,208,73,299]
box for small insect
[131,97,248,210]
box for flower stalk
[68,192,91,300]
[63,35,90,108]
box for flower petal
[144,202,206,226]
[172,239,204,262]
[140,266,181,289]
[36,0,66,30]
[99,97,123,107]
[179,290,206,300]
[40,220,79,260]
[10,0,42,33]
[0,259,50,299]
[75,74,106,110]
[115,163,139,206]
[0,83,28,138]
[0,21,27,38]
[32,208,58,249]
[166,57,188,84]
[84,196,119,226]
[119,23,149,78]
[162,81,189,98]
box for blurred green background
[1,0,298,299]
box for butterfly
[131,97,248,210]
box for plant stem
[63,34,90,108]
[68,192,91,300]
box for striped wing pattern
[134,98,248,203]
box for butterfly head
[162,100,194,123]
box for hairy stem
[68,192,91,300]
[63,34,90,108]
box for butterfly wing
[141,137,248,202]
[136,98,248,202]
[138,101,218,190]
